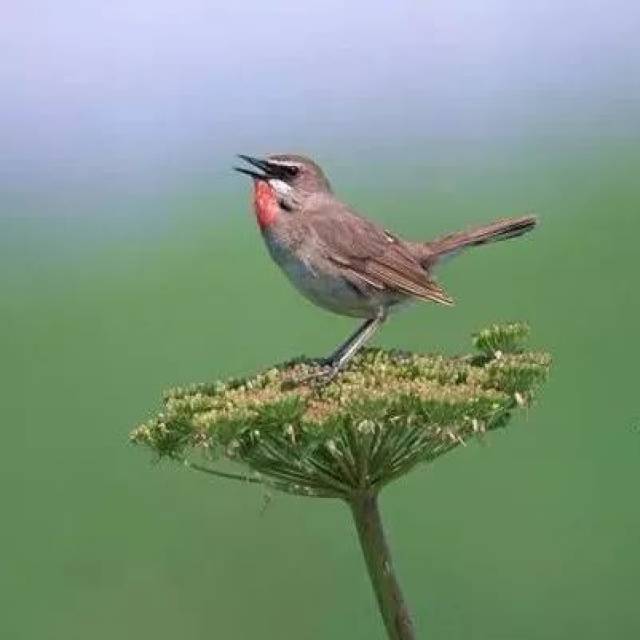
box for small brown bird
[235,154,536,379]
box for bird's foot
[294,361,341,387]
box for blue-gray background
[3,2,639,638]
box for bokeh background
[3,2,640,638]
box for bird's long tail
[425,214,538,261]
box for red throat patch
[252,180,279,229]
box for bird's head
[234,153,332,229]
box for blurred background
[2,1,639,638]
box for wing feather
[303,199,453,306]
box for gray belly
[264,234,394,318]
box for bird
[235,153,537,380]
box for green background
[3,137,639,639]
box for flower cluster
[131,324,550,499]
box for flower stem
[349,492,417,640]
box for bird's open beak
[234,155,286,180]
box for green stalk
[349,491,417,640]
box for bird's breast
[261,228,399,318]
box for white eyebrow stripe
[267,159,301,167]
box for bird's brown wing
[303,201,453,305]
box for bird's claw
[295,362,340,386]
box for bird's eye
[285,165,300,177]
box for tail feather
[426,214,538,261]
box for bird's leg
[329,314,385,371]
[302,310,386,384]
